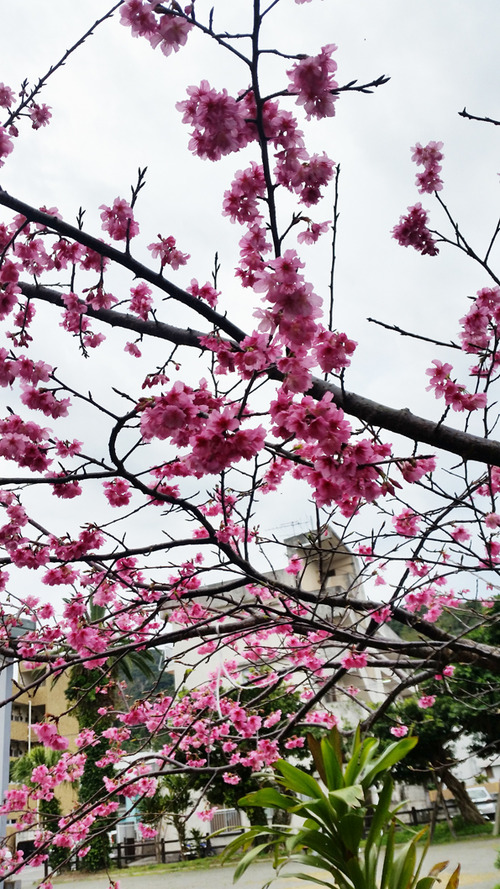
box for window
[210,808,242,834]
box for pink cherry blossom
[29,104,52,130]
[148,235,189,270]
[176,80,256,161]
[417,695,436,709]
[0,83,15,107]
[390,725,409,738]
[392,203,438,255]
[411,141,444,194]
[341,651,368,670]
[393,509,421,537]
[99,197,139,241]
[0,126,14,167]
[287,45,338,120]
[32,723,69,750]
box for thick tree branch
[0,189,246,343]
[17,283,500,469]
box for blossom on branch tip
[29,104,52,130]
[99,197,139,241]
[32,723,69,750]
[176,80,256,161]
[148,235,189,270]
[393,509,420,537]
[392,203,438,255]
[0,83,15,107]
[411,141,444,194]
[0,126,14,167]
[417,695,435,709]
[297,219,330,244]
[341,651,368,670]
[390,725,409,737]
[287,45,338,120]
[103,479,132,507]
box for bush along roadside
[222,727,461,889]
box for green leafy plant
[222,727,460,889]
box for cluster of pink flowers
[393,509,421,537]
[99,198,139,241]
[148,235,189,270]
[0,82,15,107]
[32,723,69,751]
[129,282,153,319]
[176,81,256,161]
[459,285,500,368]
[411,141,444,194]
[120,0,192,56]
[417,694,436,709]
[103,479,132,508]
[390,724,409,738]
[222,163,266,225]
[287,45,338,120]
[139,380,265,477]
[426,359,487,412]
[29,103,52,130]
[314,327,357,374]
[341,650,368,670]
[0,125,14,168]
[392,203,438,256]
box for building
[172,527,397,719]
[7,665,79,852]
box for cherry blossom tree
[1,1,500,883]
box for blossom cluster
[411,141,443,194]
[392,203,438,256]
[120,0,193,56]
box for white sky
[1,1,499,571]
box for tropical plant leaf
[275,872,338,889]
[338,813,364,854]
[364,774,393,853]
[344,736,379,786]
[329,784,364,808]
[276,759,326,799]
[380,822,396,889]
[221,827,271,863]
[444,866,460,889]
[392,838,417,889]
[427,861,449,877]
[361,736,418,789]
[292,854,352,889]
[414,878,436,889]
[308,733,327,786]
[295,828,344,864]
[233,842,275,881]
[238,787,297,810]
[321,735,345,791]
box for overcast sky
[1,0,499,553]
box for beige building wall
[7,667,80,843]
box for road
[18,836,500,889]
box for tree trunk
[439,766,485,825]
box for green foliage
[223,727,460,889]
[373,600,500,825]
[66,666,115,872]
[139,773,192,857]
[64,640,166,870]
[10,747,68,871]
[119,649,175,752]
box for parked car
[466,786,496,820]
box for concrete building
[7,665,79,852]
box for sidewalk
[20,835,500,889]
